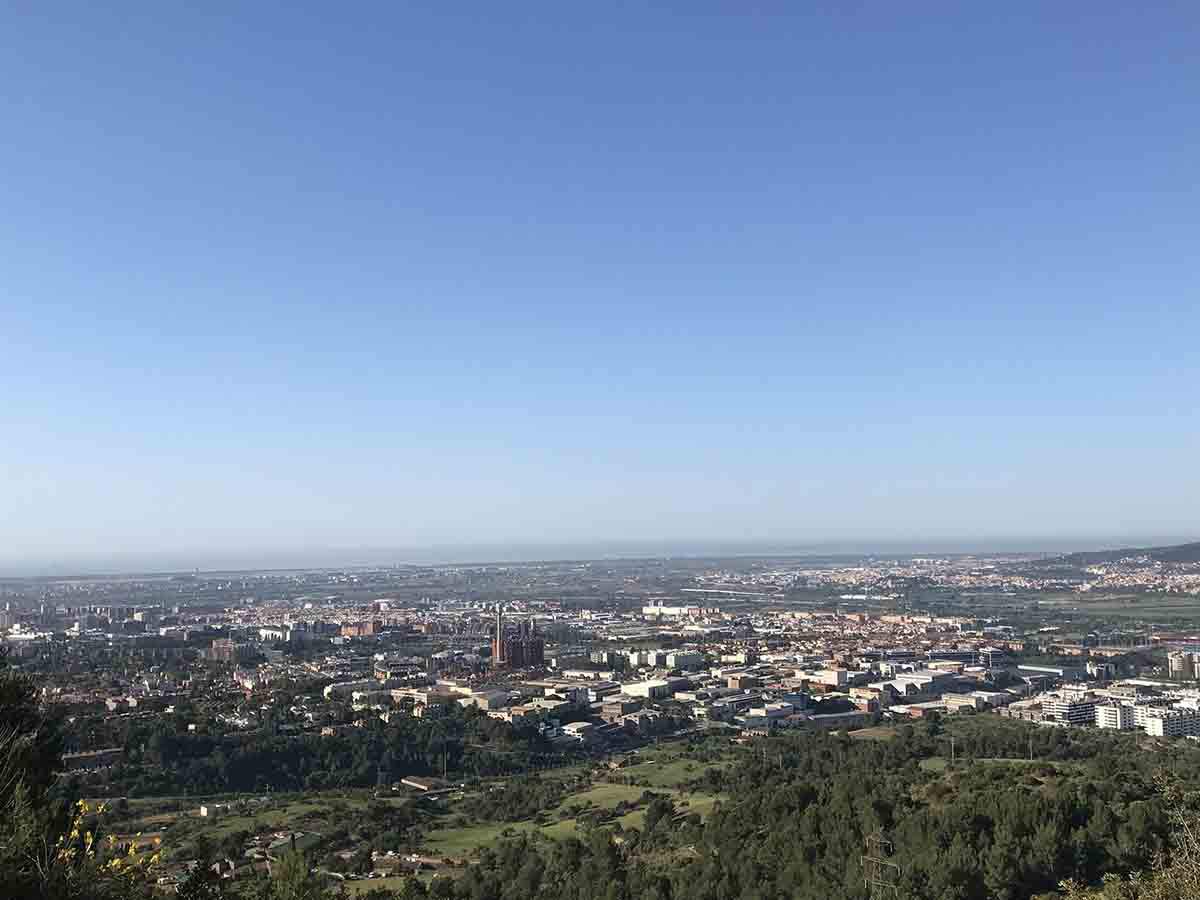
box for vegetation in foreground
[7,649,1200,899]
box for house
[401,776,443,792]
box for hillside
[1051,541,1200,567]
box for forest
[5,644,1200,900]
[414,720,1197,900]
[64,706,585,797]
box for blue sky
[2,4,1198,571]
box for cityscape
[3,4,1198,900]
[3,542,1200,896]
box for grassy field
[343,872,437,895]
[616,744,736,789]
[848,726,897,741]
[563,783,646,807]
[420,775,722,859]
[422,782,646,856]
[148,744,738,867]
[1038,591,1200,620]
[345,876,412,895]
[203,800,328,839]
[619,758,704,787]
[153,775,715,863]
[673,793,718,817]
[150,791,393,860]
[423,821,540,856]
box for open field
[343,872,437,895]
[423,821,540,856]
[345,876,412,895]
[141,790,403,863]
[619,758,707,787]
[200,799,330,839]
[1037,592,1200,619]
[562,783,646,808]
[615,743,736,789]
[848,726,897,741]
[421,776,723,858]
[141,743,739,868]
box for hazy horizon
[3,532,1197,579]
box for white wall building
[666,650,705,670]
[1095,704,1135,730]
[1142,707,1200,738]
[1042,692,1097,726]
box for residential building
[1042,692,1097,726]
[1142,707,1200,738]
[1094,703,1135,730]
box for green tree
[269,850,328,900]
[176,864,229,900]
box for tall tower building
[492,604,506,667]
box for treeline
[70,708,584,797]
[466,775,571,822]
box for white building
[561,721,595,742]
[625,679,673,700]
[624,677,688,700]
[893,669,954,692]
[748,702,794,719]
[627,649,667,668]
[642,602,698,619]
[1042,692,1097,726]
[324,679,376,700]
[666,650,705,670]
[816,669,849,687]
[1095,704,1135,730]
[1142,707,1200,738]
[970,690,1013,707]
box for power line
[862,833,902,899]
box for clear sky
[2,4,1198,572]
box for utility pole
[949,736,956,766]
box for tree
[0,651,159,900]
[1061,776,1200,900]
[268,850,328,900]
[0,654,63,808]
[396,877,430,900]
[176,863,229,900]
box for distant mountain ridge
[1051,541,1200,566]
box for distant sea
[1,535,1195,578]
